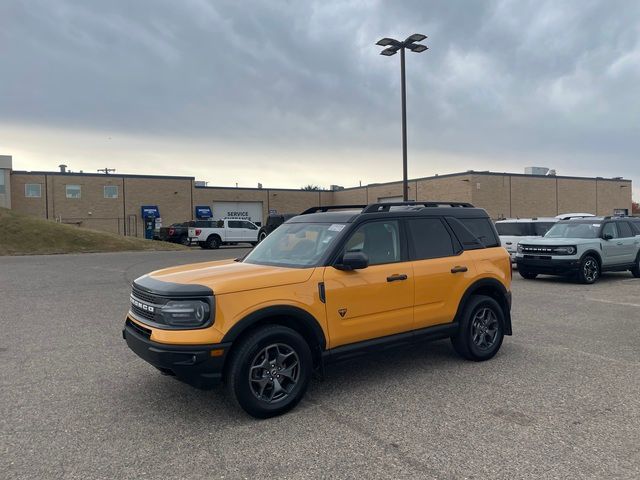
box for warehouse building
[1,155,633,238]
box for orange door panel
[322,263,414,348]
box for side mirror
[335,252,369,271]
[603,233,614,241]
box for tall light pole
[376,34,428,201]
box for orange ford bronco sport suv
[123,202,512,418]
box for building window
[25,184,42,198]
[104,185,118,198]
[0,173,5,194]
[66,184,81,199]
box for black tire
[631,254,640,278]
[518,269,538,280]
[451,295,505,362]
[226,325,312,418]
[179,235,190,246]
[206,235,220,249]
[258,231,268,243]
[577,255,600,284]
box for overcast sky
[1,0,638,197]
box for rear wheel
[578,255,599,284]
[451,295,504,362]
[518,269,538,280]
[631,254,640,278]
[258,231,267,243]
[206,235,220,249]
[226,325,312,418]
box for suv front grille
[131,285,167,305]
[521,245,559,254]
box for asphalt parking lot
[1,249,639,479]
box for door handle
[451,266,468,273]
[616,242,623,245]
[386,274,408,282]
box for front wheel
[451,295,504,362]
[631,254,640,278]
[226,325,312,418]
[578,255,599,284]
[258,231,267,243]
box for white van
[495,218,558,261]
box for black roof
[289,202,490,223]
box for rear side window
[228,220,243,229]
[631,221,640,235]
[618,222,633,238]
[407,218,455,260]
[458,218,500,247]
[495,222,530,236]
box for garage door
[212,202,263,226]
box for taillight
[168,227,175,236]
[195,229,202,236]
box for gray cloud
[1,0,638,195]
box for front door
[226,220,244,242]
[323,220,414,348]
[601,222,626,265]
[241,221,259,242]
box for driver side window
[602,223,618,239]
[344,221,401,265]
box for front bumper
[122,319,231,389]
[515,255,581,276]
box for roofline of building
[11,170,196,181]
[338,170,632,191]
[9,169,631,190]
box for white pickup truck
[188,219,260,249]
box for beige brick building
[4,155,633,238]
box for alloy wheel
[249,343,300,403]
[583,258,598,282]
[471,307,499,351]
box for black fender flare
[454,278,513,335]
[222,305,327,352]
[579,250,602,267]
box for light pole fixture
[376,33,428,201]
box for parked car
[257,213,297,242]
[189,219,259,249]
[495,218,558,262]
[516,216,640,283]
[123,201,512,418]
[157,222,192,245]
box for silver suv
[515,217,640,284]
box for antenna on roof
[98,167,116,174]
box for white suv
[515,217,640,284]
[495,218,557,262]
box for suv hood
[146,260,315,295]
[520,237,596,246]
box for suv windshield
[243,222,345,267]
[545,221,601,239]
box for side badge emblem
[338,308,347,318]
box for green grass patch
[0,208,188,255]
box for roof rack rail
[362,201,474,213]
[300,205,367,215]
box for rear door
[323,219,414,348]
[226,220,244,242]
[408,217,477,329]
